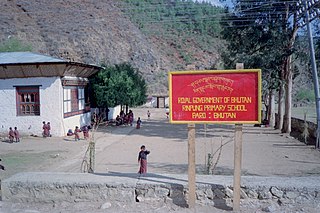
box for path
[1,107,320,179]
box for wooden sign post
[169,67,261,209]
[188,123,196,208]
[233,63,244,211]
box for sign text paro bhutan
[169,70,261,124]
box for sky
[192,0,233,7]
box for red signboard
[169,69,261,124]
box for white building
[0,52,101,137]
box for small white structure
[0,52,101,137]
[151,95,169,108]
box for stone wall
[2,172,320,209]
[291,117,317,145]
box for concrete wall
[2,172,320,209]
[62,112,91,135]
[0,77,63,137]
[291,117,317,145]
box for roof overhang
[0,61,101,79]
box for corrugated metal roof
[0,52,102,79]
[0,52,65,64]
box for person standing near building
[82,125,89,140]
[14,127,20,143]
[8,127,14,143]
[42,121,49,137]
[47,122,51,137]
[129,110,134,126]
[138,145,150,175]
[74,126,81,141]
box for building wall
[63,112,91,135]
[91,105,121,121]
[0,77,63,137]
[108,105,121,120]
[0,77,92,137]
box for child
[82,125,89,140]
[8,127,14,143]
[147,110,151,120]
[136,117,142,129]
[165,108,169,119]
[67,129,73,136]
[14,127,20,143]
[74,126,81,141]
[47,122,51,137]
[42,121,49,137]
[138,145,150,175]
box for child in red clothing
[136,117,142,129]
[8,127,14,143]
[74,126,81,141]
[82,125,89,140]
[47,122,51,137]
[138,145,150,174]
[14,127,20,143]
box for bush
[0,37,32,52]
[295,89,315,103]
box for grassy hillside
[121,0,226,70]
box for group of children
[67,125,90,141]
[8,127,20,143]
[6,110,149,143]
[115,110,135,126]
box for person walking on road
[138,145,150,175]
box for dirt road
[1,107,320,212]
[1,107,320,180]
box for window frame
[63,88,72,114]
[63,86,89,118]
[15,85,41,116]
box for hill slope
[0,0,223,94]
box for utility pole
[297,0,320,148]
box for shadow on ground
[94,120,276,143]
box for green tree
[221,0,299,132]
[89,63,147,109]
[0,37,32,52]
[121,0,224,68]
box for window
[63,86,87,118]
[63,88,71,113]
[16,86,40,116]
[78,88,85,110]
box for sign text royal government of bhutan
[177,96,252,119]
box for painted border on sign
[169,69,262,124]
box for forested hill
[121,0,225,70]
[0,0,224,94]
